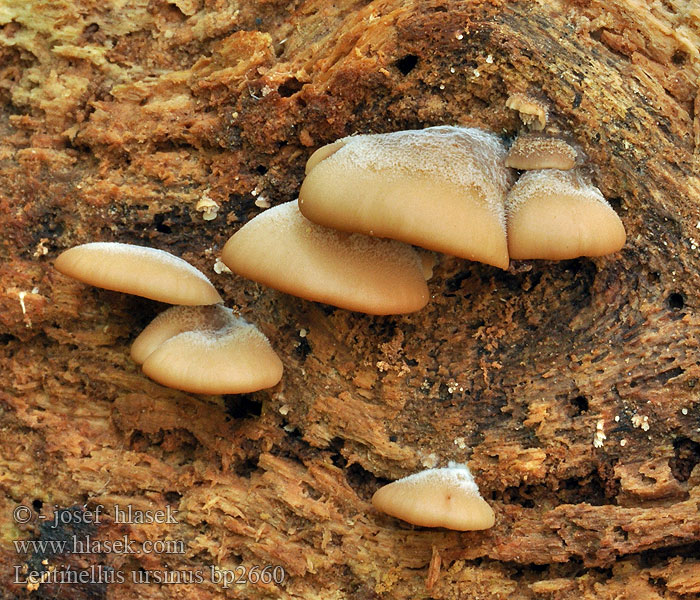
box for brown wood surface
[1,0,699,598]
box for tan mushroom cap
[54,242,222,305]
[506,170,626,260]
[132,305,283,394]
[131,304,232,364]
[298,126,511,269]
[305,139,348,174]
[372,464,495,531]
[506,134,577,170]
[221,201,429,315]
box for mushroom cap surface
[133,305,283,394]
[131,304,233,364]
[221,201,429,315]
[54,242,222,305]
[505,134,577,170]
[305,139,348,174]
[298,126,511,269]
[506,170,626,260]
[372,464,495,531]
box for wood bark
[1,0,699,598]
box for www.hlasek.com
[12,503,287,590]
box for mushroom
[131,305,283,394]
[372,463,495,531]
[298,126,511,269]
[220,201,430,315]
[54,242,222,305]
[505,93,547,130]
[505,169,626,260]
[506,133,577,170]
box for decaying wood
[1,0,699,598]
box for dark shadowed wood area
[1,0,699,598]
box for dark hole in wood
[223,394,262,419]
[346,462,384,499]
[667,292,684,310]
[329,437,346,468]
[571,395,589,415]
[672,50,688,65]
[294,336,312,362]
[606,196,623,211]
[395,54,418,75]
[164,491,181,503]
[153,213,172,234]
[656,366,684,385]
[235,456,260,478]
[0,333,17,345]
[278,77,304,97]
[445,270,471,293]
[669,437,700,482]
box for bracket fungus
[54,242,222,305]
[505,170,626,260]
[298,126,511,269]
[221,201,430,315]
[131,305,283,394]
[505,133,577,170]
[372,463,495,531]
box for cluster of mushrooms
[54,123,625,533]
[54,244,283,394]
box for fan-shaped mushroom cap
[298,126,511,269]
[54,242,222,305]
[506,170,626,260]
[506,134,577,170]
[221,201,429,315]
[132,305,283,394]
[372,464,495,531]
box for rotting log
[1,0,700,598]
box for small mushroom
[506,93,547,130]
[298,126,511,269]
[506,170,626,260]
[372,463,495,531]
[131,305,283,394]
[54,242,222,305]
[506,133,577,170]
[221,201,430,315]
